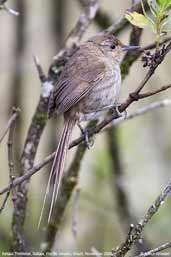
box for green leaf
[157,0,171,10]
[125,11,155,31]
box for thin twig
[78,0,113,29]
[66,0,101,47]
[33,55,47,83]
[50,0,102,74]
[0,152,54,195]
[0,1,19,16]
[110,99,171,127]
[141,36,171,51]
[104,0,149,34]
[112,179,171,257]
[1,99,171,196]
[8,109,16,180]
[133,241,171,257]
[0,192,10,214]
[0,108,18,214]
[0,108,20,144]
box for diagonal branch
[138,84,171,98]
[133,241,171,257]
[112,179,171,257]
[0,108,19,214]
[1,99,171,196]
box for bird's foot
[110,104,127,119]
[77,123,94,149]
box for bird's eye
[110,43,116,49]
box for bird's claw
[111,104,127,119]
[77,124,94,149]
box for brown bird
[39,34,139,225]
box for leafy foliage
[125,0,171,46]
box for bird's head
[88,34,140,63]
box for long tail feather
[38,116,76,227]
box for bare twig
[66,0,101,47]
[1,99,171,196]
[78,0,113,29]
[142,36,171,51]
[0,108,18,214]
[110,99,171,127]
[0,1,19,16]
[133,241,171,257]
[50,0,102,76]
[138,84,171,98]
[0,192,10,214]
[33,55,47,83]
[104,0,149,35]
[0,152,54,195]
[8,109,16,180]
[0,108,20,144]
[112,179,171,257]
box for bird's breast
[77,64,121,120]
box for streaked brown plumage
[39,34,139,225]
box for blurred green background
[0,0,171,254]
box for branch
[49,0,102,78]
[112,179,171,257]
[0,0,19,16]
[142,36,171,51]
[1,99,171,196]
[104,0,148,35]
[7,109,16,182]
[78,0,113,29]
[66,0,101,47]
[110,99,171,127]
[133,241,171,257]
[33,55,47,83]
[138,84,171,98]
[0,108,20,144]
[0,192,10,214]
[0,108,18,214]
[134,242,171,257]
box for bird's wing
[49,45,106,114]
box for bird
[38,33,139,226]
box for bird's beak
[122,45,140,51]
